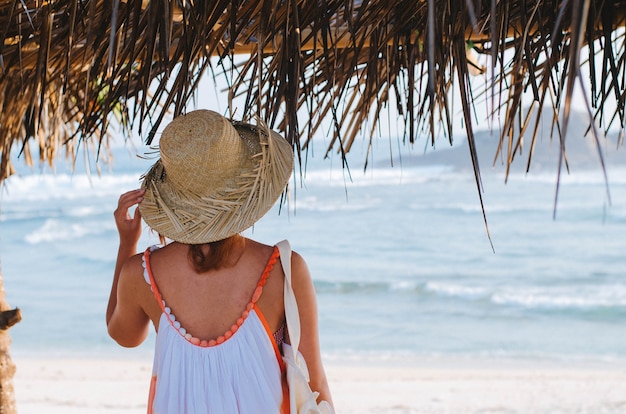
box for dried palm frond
[0,0,624,194]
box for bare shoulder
[243,237,277,256]
[290,250,310,275]
[288,249,316,295]
[120,252,145,281]
[117,253,149,298]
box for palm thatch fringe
[1,0,625,189]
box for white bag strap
[277,239,300,358]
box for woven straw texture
[138,110,293,244]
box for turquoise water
[1,144,625,362]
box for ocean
[1,139,625,364]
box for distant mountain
[382,109,626,174]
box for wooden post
[0,265,21,414]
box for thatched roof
[1,0,625,190]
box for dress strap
[249,245,280,303]
[142,246,166,313]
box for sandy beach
[14,355,626,414]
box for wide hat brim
[138,113,293,244]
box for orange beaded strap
[142,245,280,348]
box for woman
[106,110,333,413]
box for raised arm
[290,251,334,408]
[106,189,150,347]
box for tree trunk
[0,264,21,414]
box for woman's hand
[114,189,145,246]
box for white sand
[14,355,626,413]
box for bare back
[139,239,286,341]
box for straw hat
[138,110,294,244]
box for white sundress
[142,245,288,414]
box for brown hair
[188,235,244,273]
